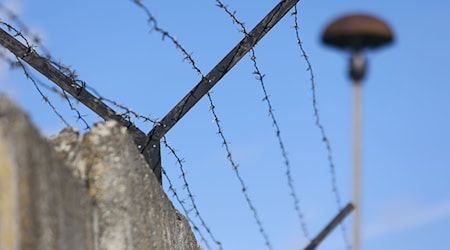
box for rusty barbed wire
[292,5,351,249]
[215,0,311,241]
[162,136,223,250]
[132,1,273,248]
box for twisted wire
[161,166,213,250]
[292,5,351,249]
[13,57,70,127]
[0,20,94,129]
[132,1,272,248]
[1,17,158,130]
[162,136,223,250]
[215,0,310,240]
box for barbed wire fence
[0,6,220,249]
[130,1,268,248]
[0,1,353,249]
[0,5,227,250]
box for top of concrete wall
[0,95,201,250]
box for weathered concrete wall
[0,95,94,250]
[0,96,201,250]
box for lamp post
[321,14,394,250]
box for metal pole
[322,14,394,250]
[350,50,365,250]
[352,80,362,250]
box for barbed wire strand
[162,136,223,250]
[129,1,226,248]
[0,20,94,129]
[15,56,91,130]
[12,57,71,127]
[161,167,213,250]
[0,21,69,128]
[131,1,273,249]
[0,16,209,249]
[0,10,96,129]
[207,93,273,250]
[130,0,202,76]
[292,5,352,249]
[0,3,51,58]
[1,44,89,130]
[1,17,159,131]
[215,1,311,241]
[84,85,159,125]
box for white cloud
[366,197,450,239]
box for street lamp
[321,14,394,250]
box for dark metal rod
[0,27,148,147]
[304,203,354,250]
[0,27,163,181]
[352,78,363,250]
[147,0,301,141]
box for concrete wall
[0,95,201,250]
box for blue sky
[1,1,449,249]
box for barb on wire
[0,20,158,134]
[0,10,94,129]
[291,5,351,249]
[0,3,51,58]
[131,1,272,248]
[61,89,91,130]
[84,85,159,125]
[161,167,213,250]
[162,136,223,250]
[207,92,273,250]
[0,20,94,129]
[131,0,202,76]
[12,57,71,127]
[215,0,310,241]
[1,44,91,129]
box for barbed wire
[130,0,202,77]
[11,56,71,127]
[0,18,158,131]
[132,1,273,248]
[162,136,223,250]
[0,4,161,130]
[0,3,51,58]
[161,166,213,250]
[215,0,311,241]
[0,6,97,129]
[0,22,78,129]
[0,18,95,130]
[1,46,92,130]
[83,84,159,125]
[129,1,227,247]
[0,2,353,248]
[207,92,273,250]
[291,5,352,249]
